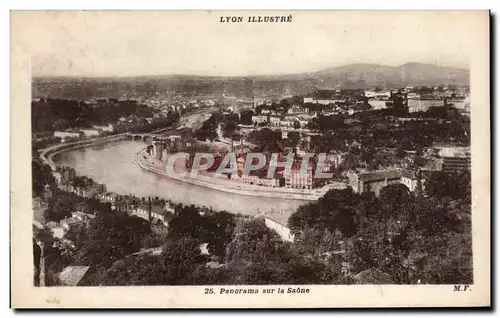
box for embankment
[134,149,346,201]
[40,133,130,171]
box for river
[52,140,306,216]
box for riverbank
[134,149,346,201]
[40,133,131,171]
[40,134,343,204]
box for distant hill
[32,62,469,99]
[297,62,469,89]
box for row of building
[347,146,471,196]
[53,124,114,141]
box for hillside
[32,62,469,99]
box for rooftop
[58,266,90,286]
[262,210,293,227]
[358,170,401,182]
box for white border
[3,1,497,315]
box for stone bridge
[126,133,155,141]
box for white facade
[54,131,81,139]
[303,97,345,105]
[264,217,294,242]
[269,116,281,127]
[251,115,268,125]
[132,206,172,227]
[408,99,444,113]
[400,176,425,192]
[93,124,114,132]
[449,99,467,110]
[233,174,280,187]
[368,99,388,110]
[288,105,309,114]
[316,99,345,105]
[50,226,65,239]
[407,92,420,99]
[280,120,293,128]
[286,167,314,189]
[80,129,101,137]
[365,90,392,98]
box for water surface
[53,140,305,215]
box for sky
[16,11,483,77]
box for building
[400,170,426,192]
[151,136,196,160]
[442,155,471,173]
[448,99,467,110]
[233,173,280,188]
[80,128,102,137]
[58,266,91,286]
[54,130,82,140]
[407,98,445,113]
[287,105,309,115]
[60,211,95,231]
[327,152,345,169]
[151,139,166,160]
[269,116,281,127]
[285,165,314,190]
[47,222,65,239]
[279,120,293,128]
[433,145,470,158]
[92,124,114,132]
[132,203,173,227]
[406,92,420,99]
[316,99,346,105]
[251,115,268,125]
[364,90,392,99]
[263,215,295,242]
[348,170,401,196]
[303,97,346,105]
[368,99,388,110]
[100,192,119,203]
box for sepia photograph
[10,10,490,308]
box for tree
[425,171,471,200]
[201,211,236,258]
[168,205,204,240]
[45,193,73,222]
[73,214,146,269]
[239,110,254,125]
[225,219,287,264]
[287,131,301,147]
[194,114,218,141]
[222,114,240,140]
[379,183,411,211]
[159,237,207,284]
[360,146,376,164]
[288,188,360,238]
[100,237,206,286]
[395,147,407,159]
[32,160,56,198]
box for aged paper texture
[11,10,490,308]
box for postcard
[10,10,490,308]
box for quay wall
[134,149,346,201]
[40,133,131,171]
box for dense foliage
[288,177,472,284]
[31,98,180,134]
